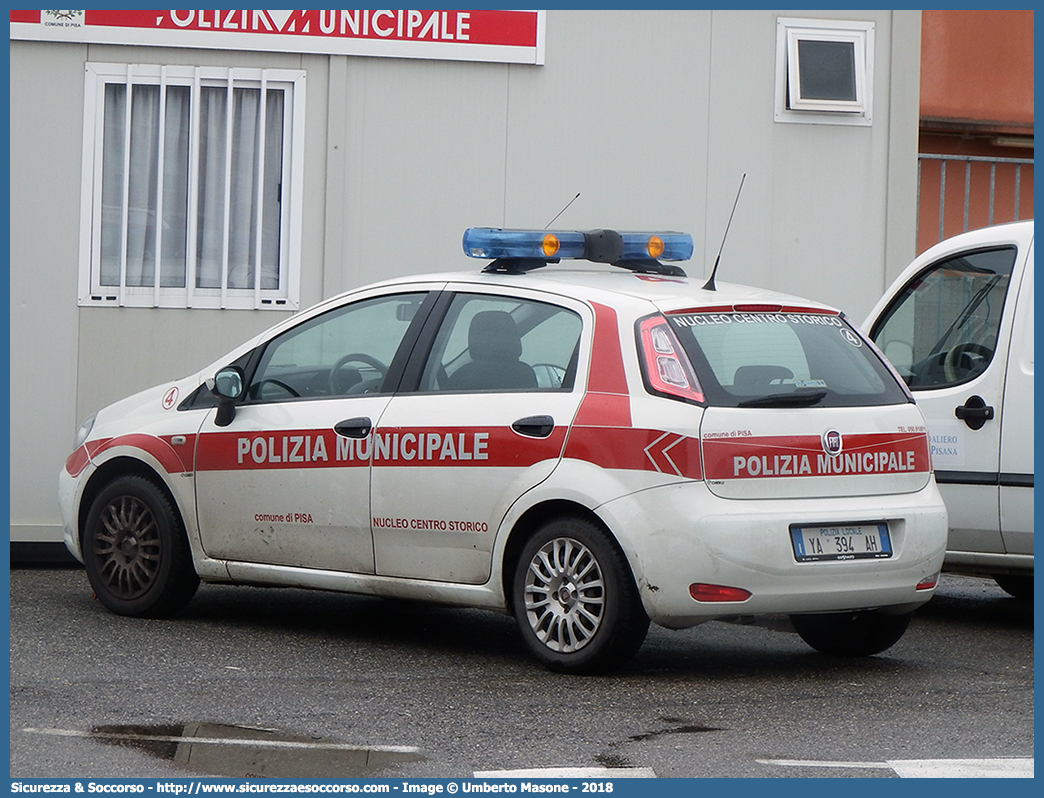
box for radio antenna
[703,173,746,291]
[545,192,581,229]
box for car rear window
[666,311,910,408]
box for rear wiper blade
[737,389,828,408]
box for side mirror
[210,366,245,427]
[212,366,245,400]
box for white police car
[60,228,947,673]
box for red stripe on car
[67,434,194,476]
[194,426,569,471]
[702,432,931,480]
[565,427,702,479]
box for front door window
[870,247,1017,389]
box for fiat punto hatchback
[60,228,947,673]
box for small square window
[775,18,874,126]
[796,39,858,102]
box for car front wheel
[512,517,649,675]
[83,475,200,618]
[790,609,912,656]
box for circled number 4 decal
[162,387,179,410]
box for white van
[864,220,1034,599]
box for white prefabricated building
[8,9,922,555]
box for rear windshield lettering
[671,313,842,327]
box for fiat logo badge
[822,429,843,456]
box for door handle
[954,396,994,430]
[512,415,555,438]
[334,417,372,438]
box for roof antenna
[703,173,746,291]
[545,192,581,229]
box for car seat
[445,310,537,391]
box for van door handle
[512,415,555,438]
[334,417,372,438]
[954,396,994,430]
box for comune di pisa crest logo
[44,10,85,26]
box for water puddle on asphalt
[86,722,426,778]
[627,723,722,742]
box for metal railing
[918,153,1033,247]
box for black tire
[790,610,911,656]
[994,574,1033,601]
[512,517,649,675]
[82,475,200,618]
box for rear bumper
[598,481,948,628]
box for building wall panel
[9,10,922,544]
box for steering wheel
[329,353,387,394]
[943,342,993,383]
[253,378,300,399]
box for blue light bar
[619,232,694,262]
[462,228,693,263]
[462,228,585,260]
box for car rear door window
[420,293,582,393]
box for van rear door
[998,244,1033,555]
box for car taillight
[690,583,752,602]
[638,316,705,403]
[916,573,939,591]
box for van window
[869,247,1017,389]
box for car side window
[247,292,427,402]
[869,247,1016,389]
[420,293,582,392]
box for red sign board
[10,9,545,64]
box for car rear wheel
[512,517,649,675]
[790,610,911,656]
[83,475,199,618]
[993,574,1033,600]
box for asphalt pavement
[8,566,1034,779]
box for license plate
[790,522,892,562]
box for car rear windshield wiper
[736,389,828,408]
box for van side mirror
[883,341,913,372]
[210,366,245,426]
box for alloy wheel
[522,536,606,653]
[92,494,162,601]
